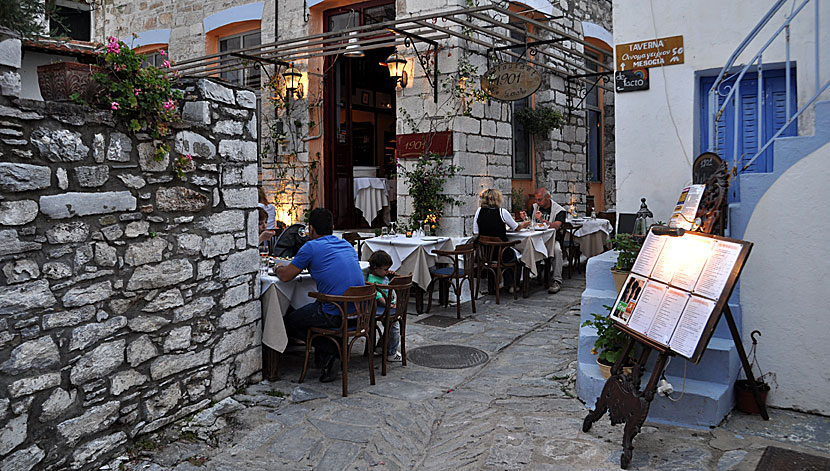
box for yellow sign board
[615,35,684,71]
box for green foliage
[0,0,54,38]
[581,306,633,364]
[515,106,564,137]
[610,233,642,271]
[397,152,462,231]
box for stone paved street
[118,276,830,470]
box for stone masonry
[0,36,262,471]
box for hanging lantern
[633,197,654,238]
[282,64,302,94]
[385,50,408,88]
[343,32,364,58]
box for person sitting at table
[275,208,366,383]
[258,187,277,231]
[533,187,566,294]
[367,250,401,362]
[473,188,531,294]
[258,207,276,245]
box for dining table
[353,177,390,225]
[505,227,558,296]
[568,217,614,258]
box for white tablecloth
[354,178,389,225]
[569,218,613,258]
[362,235,457,288]
[505,229,558,277]
[259,261,369,353]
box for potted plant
[397,152,462,234]
[514,106,564,137]
[735,331,776,414]
[610,233,642,292]
[582,306,635,379]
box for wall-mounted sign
[615,68,649,92]
[481,62,542,101]
[616,35,684,71]
[396,131,453,159]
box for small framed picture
[361,91,370,105]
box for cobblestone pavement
[118,276,830,470]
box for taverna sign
[615,35,684,71]
[481,62,542,101]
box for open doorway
[323,1,397,229]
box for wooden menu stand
[582,231,769,469]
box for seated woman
[258,207,276,246]
[473,188,530,293]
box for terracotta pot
[611,269,629,293]
[597,358,633,379]
[37,61,101,102]
[735,379,770,414]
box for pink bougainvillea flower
[134,88,141,96]
[162,59,171,68]
[159,49,167,56]
[111,101,119,110]
[186,154,193,161]
[163,99,175,110]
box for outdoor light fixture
[282,64,304,99]
[343,32,364,58]
[633,197,654,238]
[385,50,408,89]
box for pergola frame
[169,3,614,100]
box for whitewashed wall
[612,0,830,220]
[741,141,830,415]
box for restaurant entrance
[323,1,398,229]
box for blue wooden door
[700,69,797,175]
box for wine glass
[422,224,431,237]
[381,227,389,239]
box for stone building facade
[92,0,614,232]
[0,35,262,470]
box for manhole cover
[416,315,465,328]
[755,446,830,471]
[407,344,488,369]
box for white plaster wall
[612,0,830,220]
[741,141,830,415]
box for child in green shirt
[367,251,401,362]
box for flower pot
[735,379,770,414]
[611,269,629,293]
[37,62,101,102]
[597,358,633,380]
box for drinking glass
[422,224,431,237]
[381,227,389,238]
[298,225,308,238]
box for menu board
[609,228,750,362]
[669,184,705,230]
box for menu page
[626,281,668,336]
[669,184,705,230]
[631,232,669,277]
[647,288,690,345]
[694,240,742,300]
[669,237,715,291]
[650,237,681,284]
[610,274,648,324]
[669,295,716,359]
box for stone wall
[0,40,262,470]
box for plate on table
[421,236,441,241]
[533,223,548,231]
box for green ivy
[515,106,564,137]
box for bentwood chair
[475,236,521,304]
[342,232,369,259]
[426,243,476,319]
[371,274,413,376]
[561,222,582,278]
[299,285,377,397]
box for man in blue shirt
[275,208,365,382]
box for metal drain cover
[416,315,465,328]
[407,344,489,369]
[755,446,830,471]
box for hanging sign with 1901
[481,62,542,101]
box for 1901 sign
[481,62,542,101]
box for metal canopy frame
[169,3,614,101]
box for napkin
[532,203,539,222]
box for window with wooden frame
[218,30,261,87]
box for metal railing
[707,0,829,176]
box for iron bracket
[389,27,439,104]
[230,53,290,82]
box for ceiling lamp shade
[344,32,364,58]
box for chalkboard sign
[615,69,649,92]
[693,152,722,184]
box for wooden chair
[560,222,582,278]
[342,232,368,259]
[426,243,476,319]
[475,236,521,304]
[298,285,377,397]
[371,274,413,376]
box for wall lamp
[282,64,304,99]
[385,50,408,90]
